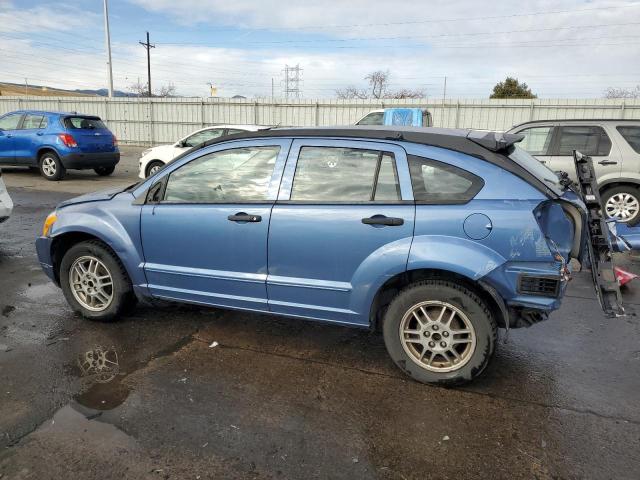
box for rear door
[549,124,622,183]
[0,113,23,163]
[63,116,115,154]
[267,139,415,326]
[140,139,291,311]
[13,113,47,164]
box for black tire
[39,151,66,181]
[94,166,115,176]
[145,160,165,178]
[59,240,137,322]
[601,185,640,225]
[382,280,496,386]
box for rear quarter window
[616,126,640,154]
[64,117,107,130]
[408,155,484,204]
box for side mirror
[176,141,186,148]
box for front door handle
[228,212,262,222]
[36,132,44,136]
[598,159,617,166]
[362,215,404,226]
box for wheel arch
[598,178,640,192]
[369,268,507,331]
[145,159,165,177]
[36,146,61,161]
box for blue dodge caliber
[36,127,593,384]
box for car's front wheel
[382,279,496,385]
[59,240,137,321]
[145,160,165,178]
[94,166,115,176]
[39,152,66,181]
[601,186,640,225]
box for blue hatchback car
[0,110,119,180]
[36,127,595,384]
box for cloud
[0,1,99,33]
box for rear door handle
[228,212,262,222]
[598,159,617,165]
[362,215,404,226]
[36,132,44,136]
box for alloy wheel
[605,192,639,221]
[69,255,114,312]
[42,157,57,177]
[399,300,477,372]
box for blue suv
[35,127,595,384]
[0,110,119,180]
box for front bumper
[61,152,120,169]
[36,236,57,284]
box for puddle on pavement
[18,282,61,303]
[72,337,193,411]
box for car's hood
[57,185,132,209]
[144,144,179,158]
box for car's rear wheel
[59,240,137,321]
[145,160,165,177]
[94,166,115,176]
[39,152,66,181]
[601,186,640,225]
[382,279,496,385]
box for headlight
[43,212,57,237]
[141,148,152,157]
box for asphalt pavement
[0,147,639,479]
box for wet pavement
[1,151,640,479]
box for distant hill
[0,82,136,97]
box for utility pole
[103,0,114,97]
[442,76,447,105]
[24,78,28,95]
[139,31,155,97]
[271,78,274,102]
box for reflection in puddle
[75,346,130,410]
[78,346,119,383]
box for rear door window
[616,126,640,154]
[408,155,484,203]
[517,126,554,155]
[290,147,400,202]
[64,117,107,130]
[21,114,45,129]
[0,113,22,130]
[557,126,611,156]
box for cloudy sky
[1,0,639,98]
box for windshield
[508,145,564,195]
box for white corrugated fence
[0,96,638,145]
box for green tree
[490,77,537,99]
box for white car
[138,124,270,178]
[0,168,13,224]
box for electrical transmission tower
[283,64,302,98]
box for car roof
[5,110,98,117]
[510,119,640,130]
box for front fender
[50,195,145,288]
[407,235,506,281]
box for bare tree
[336,70,425,99]
[156,83,177,97]
[128,81,177,97]
[604,86,640,99]
[365,70,390,99]
[386,88,425,99]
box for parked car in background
[37,126,606,385]
[507,120,640,224]
[0,168,13,224]
[356,108,433,127]
[0,110,119,181]
[138,124,271,178]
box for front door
[13,113,47,164]
[267,139,415,326]
[140,139,291,311]
[0,113,23,163]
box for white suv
[0,168,13,224]
[138,124,270,178]
[508,120,640,224]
